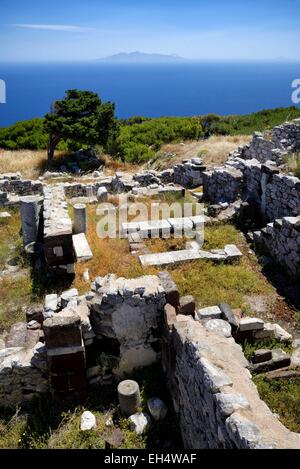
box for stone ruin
[0,271,300,448]
[1,119,300,448]
[229,119,300,164]
[202,119,300,280]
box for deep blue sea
[0,61,299,127]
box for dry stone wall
[89,274,166,375]
[202,167,243,204]
[162,313,300,449]
[173,158,206,188]
[230,120,300,164]
[254,216,300,280]
[0,173,43,198]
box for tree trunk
[47,135,60,161]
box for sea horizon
[0,60,299,127]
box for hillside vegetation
[0,106,300,163]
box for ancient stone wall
[173,158,206,188]
[229,120,300,164]
[88,274,166,375]
[0,173,43,197]
[202,167,243,204]
[204,159,300,222]
[43,186,75,273]
[254,216,300,280]
[0,322,48,407]
[162,313,300,449]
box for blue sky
[0,0,300,62]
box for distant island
[99,51,184,63]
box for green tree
[44,89,117,160]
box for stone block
[178,295,195,317]
[164,304,177,329]
[219,303,239,330]
[252,349,272,364]
[239,317,264,332]
[197,306,222,320]
[43,314,82,349]
[73,233,93,262]
[158,271,179,307]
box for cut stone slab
[252,349,272,364]
[167,217,193,233]
[219,303,239,330]
[251,349,291,373]
[189,215,205,229]
[239,317,264,332]
[121,221,141,235]
[169,250,201,263]
[197,306,222,320]
[205,319,232,338]
[265,369,300,380]
[224,244,243,261]
[44,293,58,312]
[139,252,174,267]
[138,219,171,238]
[128,412,151,434]
[80,411,96,431]
[147,397,168,421]
[72,233,93,262]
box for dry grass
[71,205,146,293]
[149,135,251,170]
[0,149,140,180]
[0,149,73,179]
[0,149,47,179]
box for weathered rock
[272,324,292,344]
[147,397,168,421]
[44,294,58,312]
[219,303,239,330]
[204,319,232,338]
[80,411,96,431]
[97,187,108,202]
[128,412,151,434]
[158,271,179,307]
[197,306,222,320]
[215,393,250,417]
[178,295,195,317]
[225,412,262,449]
[104,429,124,448]
[291,348,300,367]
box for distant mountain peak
[99,51,183,63]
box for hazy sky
[1,0,300,62]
